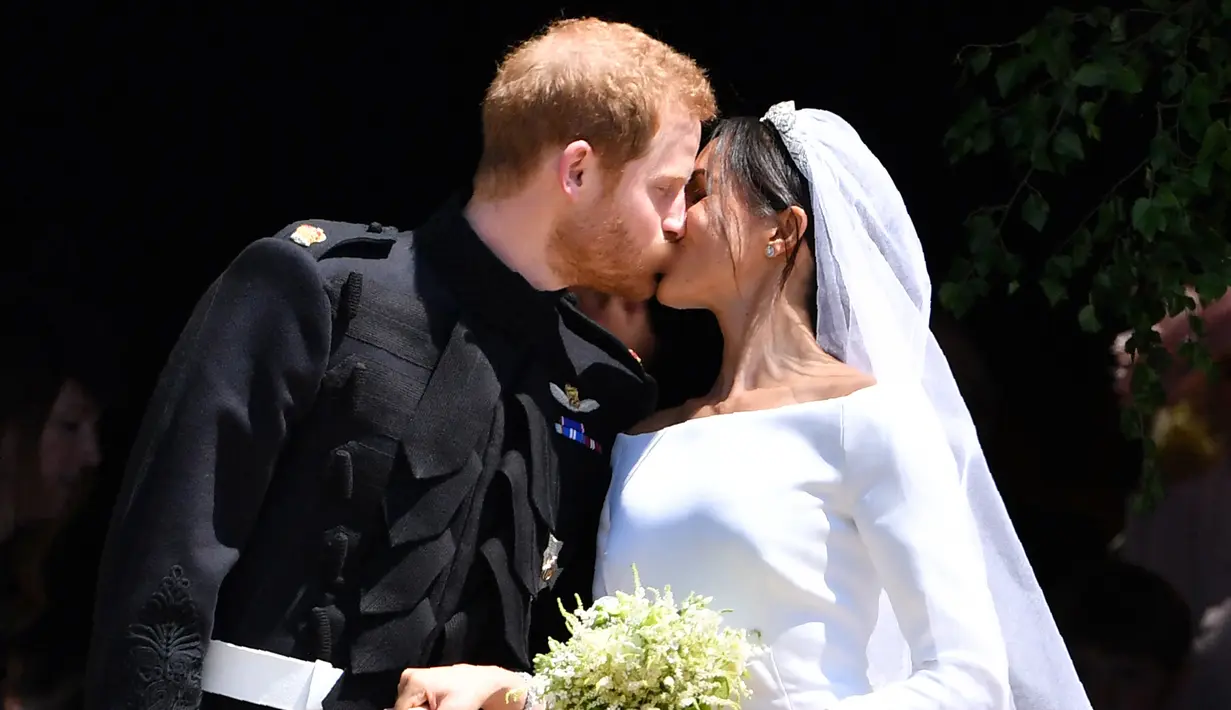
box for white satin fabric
[596,384,1011,710]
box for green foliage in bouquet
[528,567,760,710]
[942,1,1231,499]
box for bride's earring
[765,243,779,258]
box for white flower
[529,566,762,710]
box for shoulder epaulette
[274,219,401,261]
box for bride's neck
[709,283,829,402]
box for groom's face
[552,105,702,301]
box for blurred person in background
[1,320,108,710]
[1112,287,1231,710]
[1052,557,1193,710]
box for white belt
[201,640,344,710]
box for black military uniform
[85,198,656,710]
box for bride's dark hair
[703,116,818,329]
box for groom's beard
[550,200,651,301]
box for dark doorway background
[8,0,1138,592]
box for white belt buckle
[201,640,344,710]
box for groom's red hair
[474,18,716,199]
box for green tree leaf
[1088,7,1113,26]
[1192,162,1213,189]
[1030,150,1057,173]
[1022,193,1050,232]
[1078,303,1101,332]
[945,99,992,162]
[966,214,1001,271]
[996,60,1024,97]
[1186,72,1217,111]
[1077,100,1100,133]
[1073,63,1109,86]
[1149,134,1174,171]
[1042,278,1067,305]
[1050,254,1075,277]
[1195,272,1231,303]
[967,213,998,242]
[1000,115,1026,149]
[972,126,994,154]
[1054,128,1085,159]
[1110,66,1144,94]
[1072,228,1094,267]
[1154,22,1187,55]
[1163,64,1187,98]
[1131,197,1165,238]
[1181,104,1212,142]
[969,47,992,75]
[1198,120,1228,163]
[1109,14,1127,43]
[939,280,978,317]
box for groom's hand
[394,665,525,710]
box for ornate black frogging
[122,566,206,710]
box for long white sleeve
[833,391,1011,710]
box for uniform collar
[416,194,652,385]
[415,194,565,340]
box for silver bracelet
[515,672,546,710]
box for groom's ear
[559,140,597,200]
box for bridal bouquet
[518,568,760,710]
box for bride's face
[655,144,779,311]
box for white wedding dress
[595,384,1011,710]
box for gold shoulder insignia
[290,223,327,247]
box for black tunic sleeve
[85,236,333,710]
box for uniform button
[366,221,383,233]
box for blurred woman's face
[32,380,102,519]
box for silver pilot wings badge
[550,383,599,413]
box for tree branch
[995,95,1075,231]
[1059,157,1150,252]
